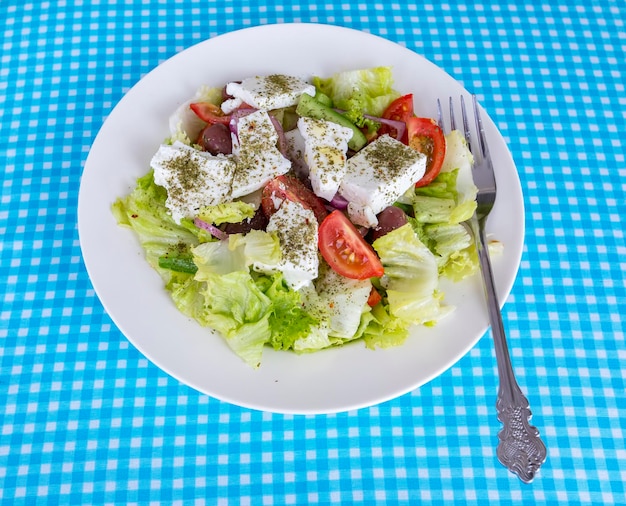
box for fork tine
[448,96,456,132]
[436,99,444,131]
[473,94,489,160]
[460,95,473,152]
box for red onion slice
[269,115,289,157]
[194,218,228,241]
[228,107,257,136]
[328,193,349,210]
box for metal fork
[438,95,547,483]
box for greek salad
[112,67,483,368]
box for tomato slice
[189,102,231,125]
[382,94,415,123]
[377,94,415,143]
[367,287,383,307]
[261,175,328,225]
[407,117,446,187]
[318,211,384,280]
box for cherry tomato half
[407,117,446,188]
[378,94,415,143]
[382,94,415,123]
[189,102,231,125]
[261,175,328,225]
[318,210,384,280]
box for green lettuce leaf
[293,325,333,353]
[198,270,273,368]
[192,229,281,279]
[373,223,450,326]
[166,273,211,325]
[228,230,282,274]
[412,129,477,224]
[191,234,319,364]
[291,285,333,352]
[255,274,320,351]
[406,130,480,280]
[362,303,411,350]
[197,201,256,225]
[421,222,476,281]
[111,171,203,277]
[441,129,475,188]
[412,169,476,224]
[113,171,276,363]
[313,66,400,126]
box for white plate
[78,23,524,415]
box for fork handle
[470,215,547,483]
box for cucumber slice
[296,93,367,151]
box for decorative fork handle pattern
[496,392,547,483]
[471,215,547,483]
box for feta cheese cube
[297,117,353,201]
[266,200,319,291]
[231,110,291,198]
[339,134,426,227]
[221,74,316,113]
[151,141,236,224]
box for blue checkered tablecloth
[1,1,625,504]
